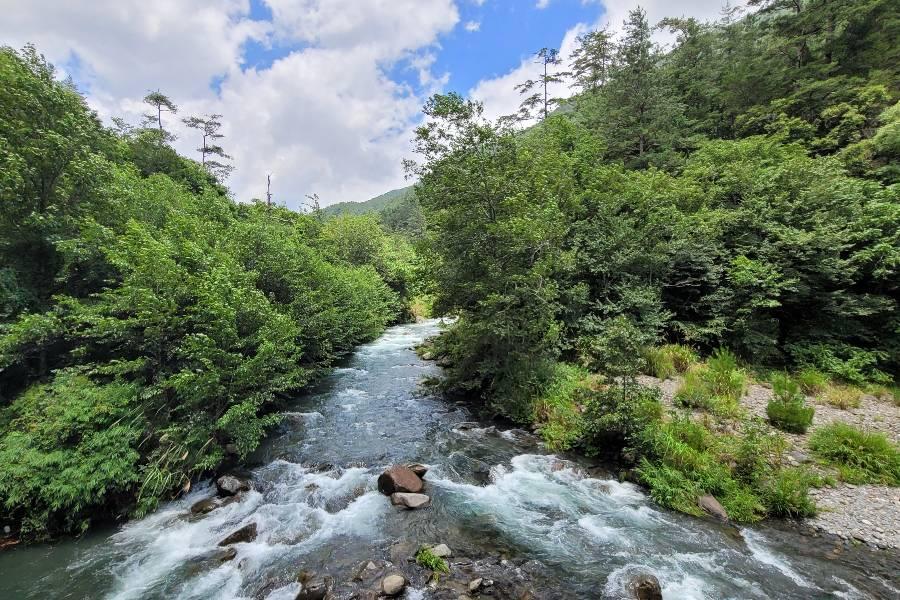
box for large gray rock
[381,574,407,596]
[628,572,663,600]
[377,465,424,495]
[218,522,257,546]
[390,492,431,509]
[216,474,251,497]
[697,494,729,523]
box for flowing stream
[1,319,897,599]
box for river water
[1,319,897,599]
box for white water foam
[742,528,817,590]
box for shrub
[0,372,144,537]
[766,374,815,433]
[822,385,863,410]
[760,468,818,518]
[665,344,699,373]
[796,368,828,395]
[705,348,747,402]
[643,346,675,380]
[674,352,746,416]
[643,344,698,379]
[580,382,662,455]
[415,547,450,574]
[809,422,900,485]
[674,367,711,409]
[533,363,589,451]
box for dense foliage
[413,2,898,520]
[0,46,414,537]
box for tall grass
[809,422,900,485]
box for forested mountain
[0,46,421,537]
[414,0,899,521]
[324,186,425,237]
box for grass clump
[644,344,698,380]
[674,349,746,416]
[766,373,814,433]
[415,547,450,574]
[822,385,863,410]
[580,381,662,454]
[795,368,828,396]
[809,422,900,485]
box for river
[0,319,897,599]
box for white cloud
[465,20,481,32]
[470,0,740,121]
[536,0,552,8]
[0,0,459,208]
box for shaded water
[1,319,897,599]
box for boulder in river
[628,572,663,600]
[377,465,424,495]
[407,463,429,478]
[190,498,218,515]
[218,522,257,546]
[697,494,729,523]
[216,474,251,497]
[381,573,407,596]
[390,492,431,509]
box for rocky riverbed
[638,374,900,550]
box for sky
[0,0,735,209]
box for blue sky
[242,0,605,98]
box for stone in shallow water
[628,572,663,600]
[216,474,251,497]
[218,522,257,546]
[431,543,452,558]
[697,493,729,523]
[190,498,218,515]
[377,465,424,495]
[391,492,431,509]
[381,574,407,596]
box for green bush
[0,373,144,536]
[415,547,450,574]
[580,381,662,455]
[760,468,818,518]
[766,374,815,433]
[643,346,675,379]
[674,351,746,416]
[705,349,747,402]
[533,363,589,451]
[809,422,900,485]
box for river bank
[635,374,900,550]
[0,320,897,599]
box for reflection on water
[0,319,897,599]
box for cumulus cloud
[465,21,482,32]
[536,0,552,8]
[0,0,459,208]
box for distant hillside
[323,185,423,237]
[323,186,414,217]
